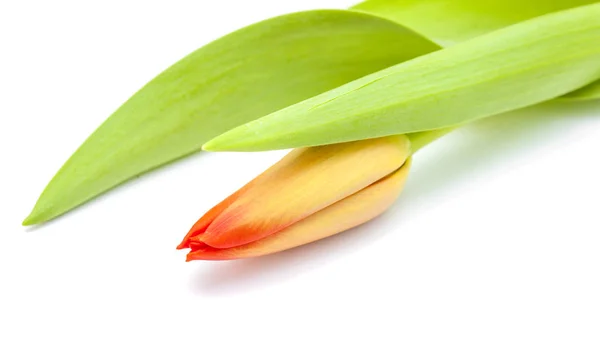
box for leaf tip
[200,140,220,152]
[202,130,250,152]
[22,203,54,226]
[203,123,295,152]
[22,211,40,226]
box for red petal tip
[176,237,191,250]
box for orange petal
[186,157,412,260]
[177,152,292,249]
[198,135,411,249]
[177,185,249,249]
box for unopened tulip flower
[177,135,412,260]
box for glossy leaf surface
[24,10,437,225]
[204,4,600,151]
[352,0,600,99]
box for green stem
[407,126,458,153]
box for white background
[1,1,600,357]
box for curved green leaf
[352,0,598,45]
[561,80,600,100]
[27,1,600,225]
[352,0,600,100]
[23,10,438,225]
[203,3,600,151]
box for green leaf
[561,80,600,100]
[352,0,600,100]
[203,3,600,152]
[352,0,598,45]
[23,10,438,225]
[27,1,600,225]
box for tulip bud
[178,135,412,260]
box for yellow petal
[196,135,411,249]
[187,157,412,260]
